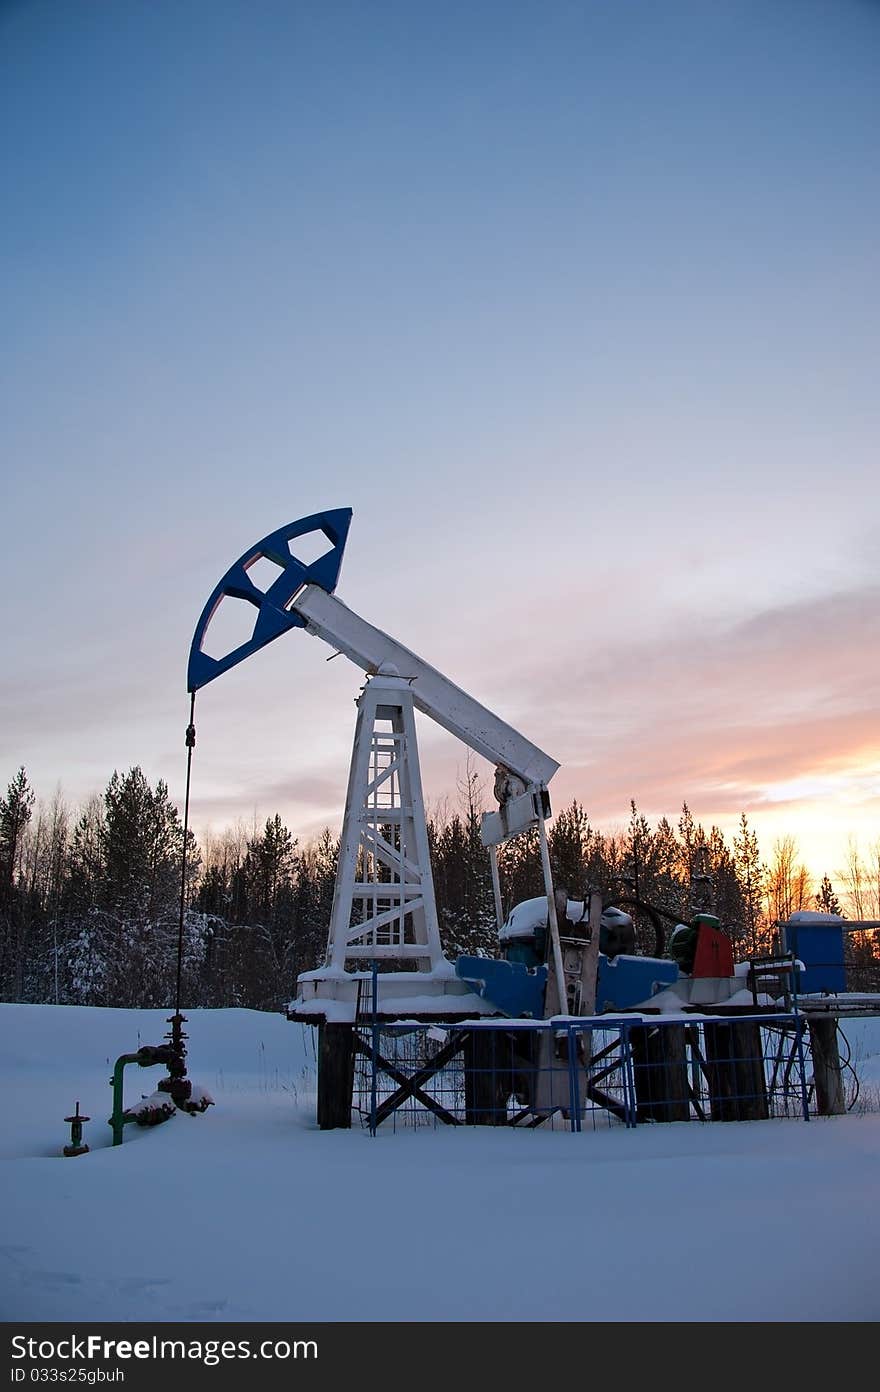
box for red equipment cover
[692,924,735,979]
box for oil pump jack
[193,510,796,1130]
[189,516,880,1131]
[188,508,573,1024]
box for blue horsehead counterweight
[187,508,353,692]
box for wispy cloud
[509,584,880,825]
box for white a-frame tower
[284,583,561,1019]
[327,665,445,973]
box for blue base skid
[456,953,679,1018]
[455,956,548,1018]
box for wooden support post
[703,1021,768,1122]
[808,1017,846,1116]
[317,1022,355,1130]
[464,1029,507,1125]
[630,1023,690,1122]
[732,1022,768,1121]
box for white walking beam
[292,586,559,789]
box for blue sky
[1,0,878,880]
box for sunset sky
[2,0,878,886]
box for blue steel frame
[370,960,380,1138]
[187,508,353,691]
[361,1013,811,1134]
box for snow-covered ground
[2,1004,879,1323]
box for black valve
[136,1044,174,1067]
[63,1101,90,1157]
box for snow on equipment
[107,1021,213,1147]
[458,894,678,1016]
[109,1045,175,1145]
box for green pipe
[109,1053,142,1146]
[109,1045,175,1146]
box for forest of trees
[1,764,878,1010]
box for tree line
[1,764,878,1010]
